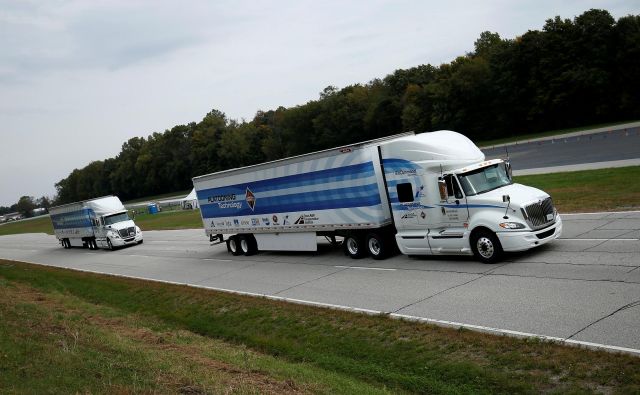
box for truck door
[428,174,469,253]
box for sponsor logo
[216,221,225,227]
[208,193,242,209]
[272,215,278,225]
[251,218,259,226]
[420,211,426,219]
[401,212,417,219]
[245,187,256,211]
[283,215,290,225]
[261,217,270,226]
[394,169,417,176]
[294,213,319,225]
[339,147,352,153]
[240,219,250,226]
[210,220,215,228]
[233,219,239,226]
[226,220,233,226]
[415,185,425,198]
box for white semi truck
[192,131,562,263]
[49,195,143,250]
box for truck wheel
[343,235,366,259]
[92,239,98,250]
[471,230,503,264]
[366,232,389,260]
[107,238,114,251]
[227,235,242,256]
[239,235,258,256]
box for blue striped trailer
[193,131,561,262]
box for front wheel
[471,230,503,263]
[107,238,114,251]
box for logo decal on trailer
[245,187,256,211]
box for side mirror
[505,161,513,181]
[502,195,510,203]
[438,178,447,202]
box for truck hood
[108,220,137,231]
[472,183,549,206]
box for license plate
[546,213,554,221]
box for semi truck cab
[93,210,143,250]
[383,132,562,262]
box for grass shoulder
[514,166,640,212]
[1,260,639,394]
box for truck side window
[396,183,414,203]
[445,175,464,199]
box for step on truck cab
[49,195,143,250]
[192,131,562,263]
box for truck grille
[522,197,555,230]
[118,227,136,238]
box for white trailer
[192,131,562,262]
[49,196,143,250]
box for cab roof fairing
[380,130,485,171]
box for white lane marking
[334,265,397,271]
[560,238,639,241]
[9,259,640,357]
[562,210,640,216]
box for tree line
[50,9,639,205]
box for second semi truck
[192,131,562,263]
[49,195,143,250]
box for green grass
[0,216,53,236]
[1,260,639,394]
[123,189,191,205]
[478,119,639,147]
[515,166,640,212]
[133,209,202,231]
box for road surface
[1,211,638,354]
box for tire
[239,234,258,256]
[227,235,242,256]
[138,239,143,244]
[343,234,366,259]
[92,239,98,250]
[107,238,114,251]
[471,230,503,264]
[366,232,390,260]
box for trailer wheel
[343,234,366,259]
[366,232,389,260]
[239,235,258,256]
[471,229,503,264]
[92,239,98,250]
[227,235,242,256]
[64,239,70,249]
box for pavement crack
[566,299,640,340]
[392,263,509,314]
[272,267,349,295]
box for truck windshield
[104,212,130,225]
[457,164,512,196]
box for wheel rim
[108,239,112,249]
[241,239,248,253]
[346,238,359,255]
[229,239,237,253]
[477,236,494,259]
[368,237,381,256]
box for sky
[0,0,637,206]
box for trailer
[49,195,143,250]
[192,131,562,262]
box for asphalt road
[1,211,638,353]
[482,126,640,170]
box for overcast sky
[0,0,637,206]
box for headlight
[499,222,526,229]
[136,226,141,234]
